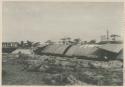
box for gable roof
[116,50,123,60]
[65,45,100,58]
[41,44,70,55]
[98,44,123,53]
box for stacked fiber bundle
[41,44,70,55]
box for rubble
[9,54,123,85]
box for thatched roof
[116,50,123,60]
[36,44,47,48]
[98,44,123,53]
[65,45,100,58]
[41,44,70,55]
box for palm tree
[61,38,67,44]
[66,37,71,41]
[60,37,72,45]
[26,40,33,48]
[65,37,72,45]
[73,38,81,45]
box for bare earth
[2,54,123,86]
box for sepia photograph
[2,1,124,86]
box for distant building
[99,30,122,44]
[99,34,122,44]
[2,42,18,48]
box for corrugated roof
[41,44,70,55]
[98,44,123,53]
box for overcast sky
[3,2,124,43]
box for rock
[39,65,49,72]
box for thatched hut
[97,43,123,60]
[65,45,100,59]
[116,50,123,61]
[41,44,70,55]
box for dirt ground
[2,54,123,86]
[2,62,50,85]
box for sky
[2,2,124,43]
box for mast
[107,29,109,41]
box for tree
[66,37,71,42]
[81,41,88,45]
[45,40,55,45]
[61,37,71,44]
[88,40,96,44]
[60,38,67,44]
[18,40,41,48]
[73,38,81,45]
[32,42,40,47]
[26,40,33,48]
[66,37,72,45]
[18,41,25,48]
